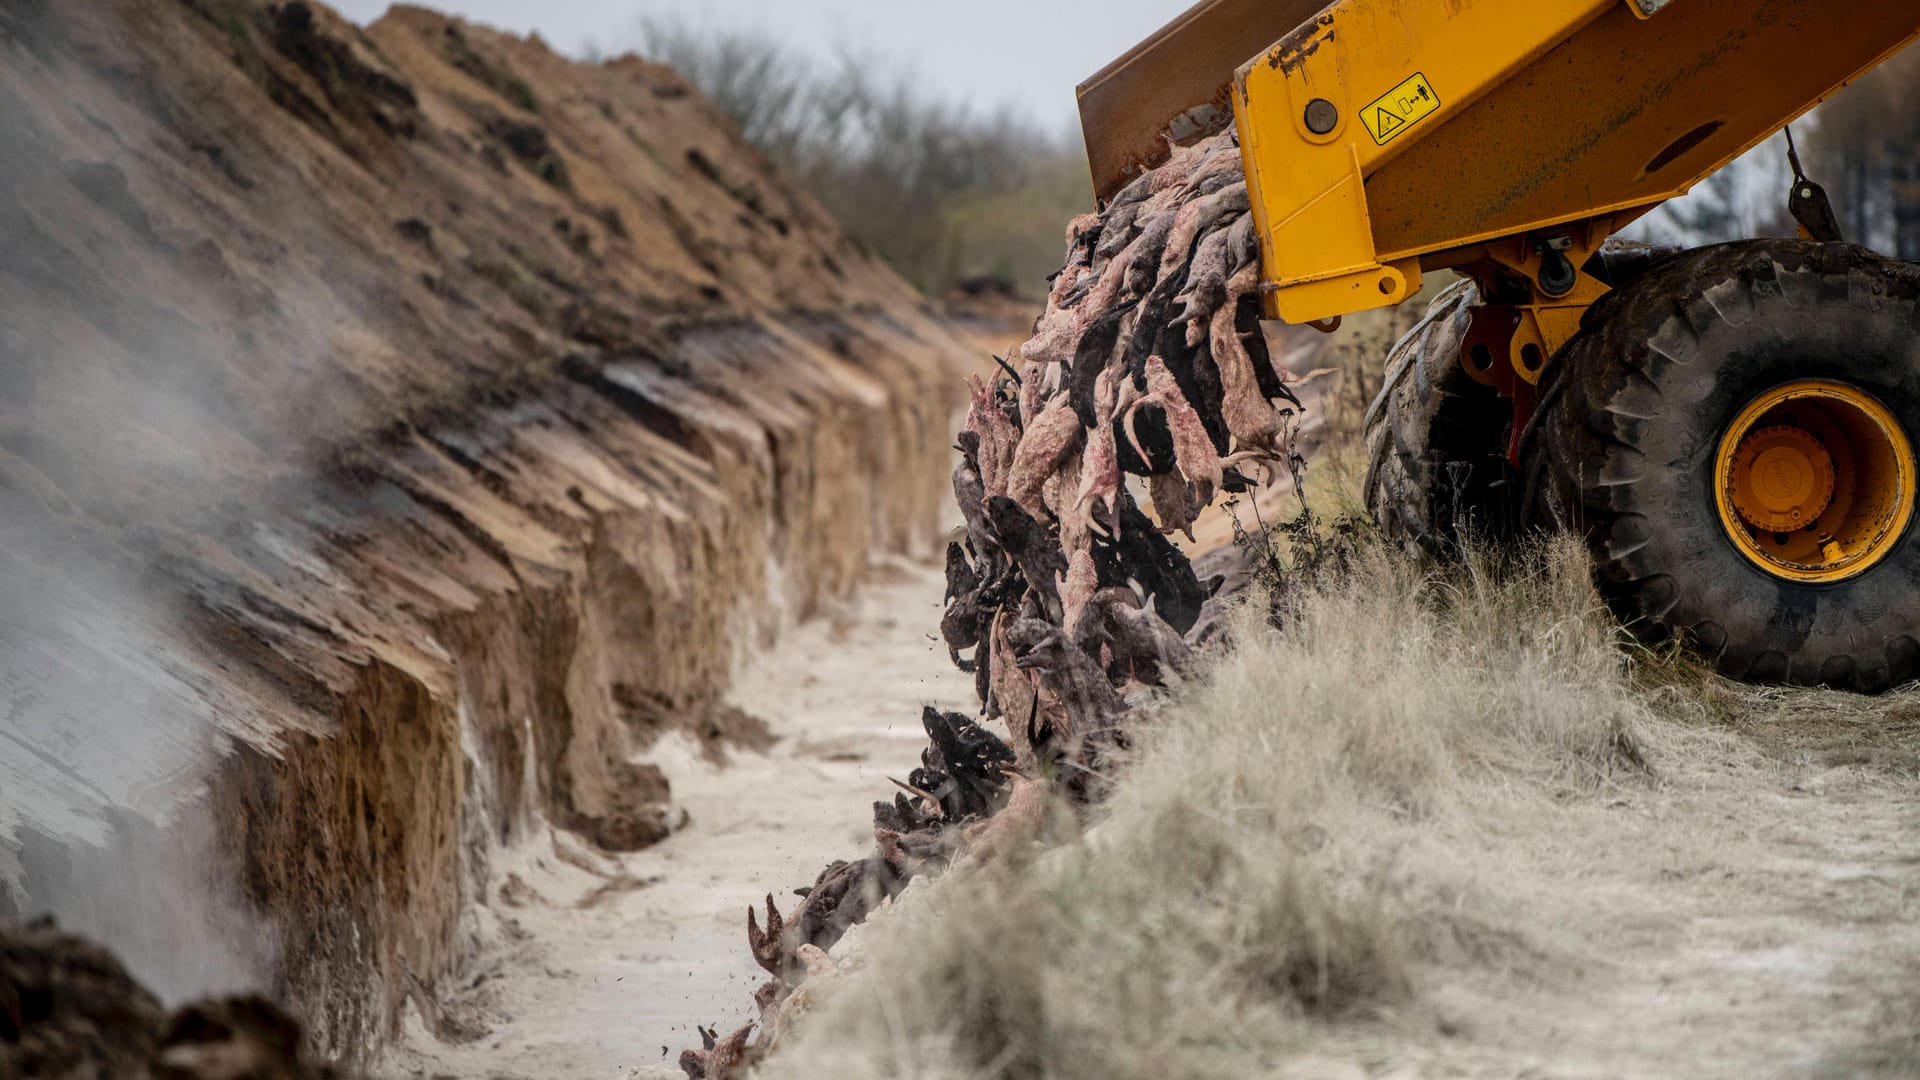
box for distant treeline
[634,19,1093,299]
[1804,44,1920,257]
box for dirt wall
[0,0,970,1064]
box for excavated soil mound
[0,0,976,1066]
[0,916,340,1079]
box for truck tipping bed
[1079,0,1920,326]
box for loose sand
[378,559,975,1078]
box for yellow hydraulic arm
[1082,0,1920,381]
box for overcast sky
[329,0,1178,129]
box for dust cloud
[0,5,334,1004]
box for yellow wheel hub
[1714,380,1916,583]
[1728,425,1835,532]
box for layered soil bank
[0,0,972,1065]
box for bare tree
[1803,45,1920,257]
[635,20,1092,297]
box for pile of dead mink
[681,128,1300,1079]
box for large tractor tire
[1364,278,1517,556]
[1524,239,1920,692]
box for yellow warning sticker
[1361,73,1440,146]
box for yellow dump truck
[1079,0,1920,691]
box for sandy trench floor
[380,558,975,1079]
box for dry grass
[1635,649,1920,776]
[745,333,1920,1077]
[741,475,1920,1080]
[756,534,1667,1080]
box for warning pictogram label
[1361,72,1440,146]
